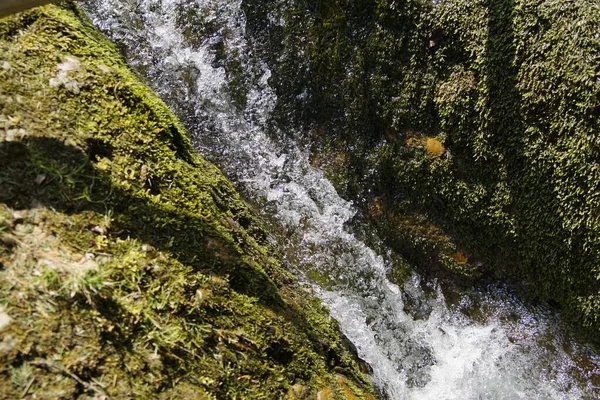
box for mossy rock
[249,0,600,337]
[0,4,376,399]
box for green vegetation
[0,4,376,398]
[249,0,600,333]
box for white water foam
[82,0,599,397]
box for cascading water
[82,0,600,398]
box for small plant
[34,266,61,292]
[9,362,33,388]
[61,268,112,305]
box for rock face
[0,4,376,399]
[244,0,600,334]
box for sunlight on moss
[0,4,376,399]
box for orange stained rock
[316,385,334,400]
[425,137,445,158]
[336,375,361,400]
[368,197,384,217]
[453,251,468,264]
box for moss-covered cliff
[246,0,600,334]
[0,4,377,398]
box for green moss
[420,0,600,326]
[251,0,600,335]
[0,4,376,399]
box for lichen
[0,4,376,399]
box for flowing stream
[83,0,600,398]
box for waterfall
[82,0,600,398]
